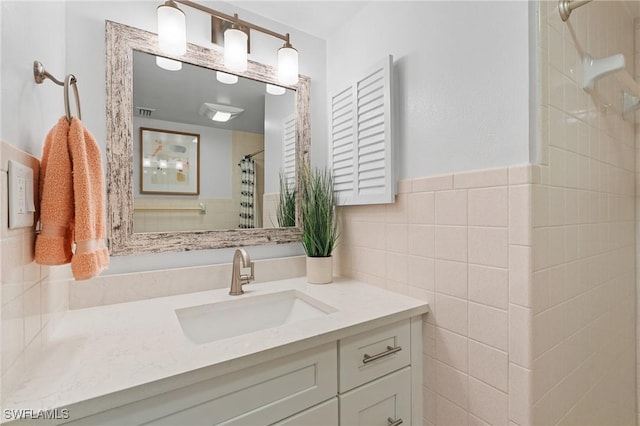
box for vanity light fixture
[224,15,248,72]
[157,0,187,56]
[156,56,182,71]
[216,71,238,85]
[199,102,244,123]
[266,84,286,96]
[277,35,298,86]
[156,0,299,85]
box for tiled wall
[336,2,638,424]
[0,142,70,407]
[262,193,279,228]
[133,197,238,232]
[534,1,636,424]
[334,165,533,425]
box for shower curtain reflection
[239,156,256,228]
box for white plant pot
[306,256,333,284]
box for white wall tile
[436,395,468,426]
[436,361,469,410]
[436,328,468,373]
[435,260,467,299]
[468,303,508,351]
[435,226,467,263]
[468,340,508,392]
[408,192,435,224]
[468,377,508,426]
[469,264,508,310]
[435,294,468,336]
[436,190,468,226]
[453,168,508,189]
[408,225,435,258]
[468,227,508,268]
[468,187,508,227]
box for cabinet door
[339,368,411,426]
[274,398,338,426]
[64,343,337,426]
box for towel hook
[33,60,82,123]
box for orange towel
[35,116,109,280]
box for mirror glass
[105,21,310,256]
[132,51,296,232]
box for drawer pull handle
[363,345,402,364]
[387,417,403,426]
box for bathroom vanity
[3,278,428,425]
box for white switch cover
[8,160,36,229]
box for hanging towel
[35,116,109,280]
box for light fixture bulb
[158,159,168,169]
[199,102,244,122]
[266,84,286,95]
[211,111,232,122]
[277,43,298,85]
[157,1,187,56]
[156,56,182,71]
[224,26,248,72]
[216,71,238,85]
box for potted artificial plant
[300,166,338,284]
[276,172,296,228]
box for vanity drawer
[65,342,337,426]
[338,320,411,392]
[339,367,411,426]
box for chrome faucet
[229,249,255,296]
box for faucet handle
[241,261,255,284]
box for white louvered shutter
[330,55,395,206]
[282,114,296,186]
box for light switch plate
[8,160,35,229]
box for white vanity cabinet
[61,318,422,426]
[338,320,414,426]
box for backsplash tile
[336,164,531,424]
[0,141,70,405]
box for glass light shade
[158,159,168,169]
[211,111,232,122]
[157,2,187,56]
[266,84,286,95]
[224,28,248,72]
[156,56,182,71]
[216,71,238,85]
[277,45,298,85]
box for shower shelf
[583,53,640,116]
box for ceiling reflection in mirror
[132,51,295,233]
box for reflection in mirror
[105,21,310,256]
[132,51,295,232]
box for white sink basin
[175,290,337,344]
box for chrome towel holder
[33,60,82,123]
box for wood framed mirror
[106,21,310,255]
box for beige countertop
[2,277,429,423]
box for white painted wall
[1,1,66,156]
[0,1,327,273]
[264,89,295,194]
[326,1,531,179]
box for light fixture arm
[174,0,289,43]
